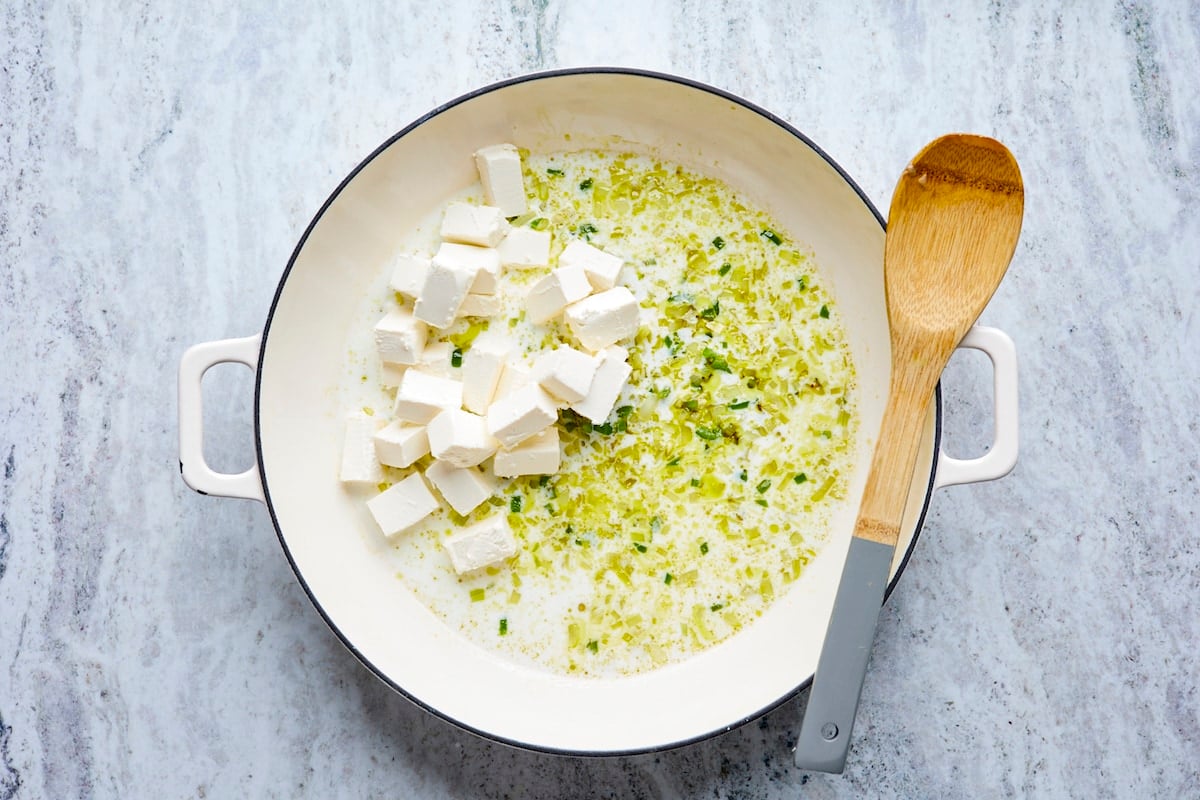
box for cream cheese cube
[486,384,559,448]
[461,333,514,415]
[340,412,384,484]
[457,293,502,318]
[427,409,498,468]
[373,421,430,468]
[468,257,501,295]
[418,341,454,376]
[494,359,532,399]
[389,254,430,299]
[559,240,624,291]
[474,143,527,218]
[380,361,406,387]
[498,226,551,268]
[444,515,518,575]
[366,472,439,537]
[440,202,510,248]
[527,263,593,324]
[570,346,632,423]
[374,308,428,366]
[381,341,454,386]
[532,346,599,404]
[493,427,560,478]
[416,243,495,328]
[425,461,497,516]
[393,370,463,424]
[563,287,640,351]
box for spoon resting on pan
[794,134,1024,773]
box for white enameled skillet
[178,69,1017,755]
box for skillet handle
[934,325,1018,490]
[178,335,265,502]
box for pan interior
[256,71,936,753]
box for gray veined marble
[2,1,1198,797]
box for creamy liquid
[343,150,858,677]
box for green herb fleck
[470,588,485,602]
[593,422,614,435]
[616,405,634,418]
[690,478,701,488]
[738,469,748,482]
[710,603,724,612]
[718,262,732,276]
[796,276,807,291]
[530,217,549,230]
[579,177,594,190]
[702,348,731,373]
[655,386,671,399]
[586,639,599,653]
[699,301,720,321]
[634,543,647,553]
[755,498,769,508]
[539,475,551,487]
[729,399,750,410]
[711,236,726,250]
[682,399,699,412]
[578,222,599,239]
[793,472,808,484]
[761,229,784,245]
[510,495,523,513]
[821,429,832,439]
[819,304,830,318]
[614,419,627,433]
[667,456,681,467]
[547,167,564,176]
[450,348,463,368]
[499,618,508,635]
[700,542,709,555]
[664,572,674,585]
[756,479,772,494]
[695,426,721,440]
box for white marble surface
[2,1,1198,797]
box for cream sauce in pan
[345,150,858,677]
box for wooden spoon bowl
[861,134,1025,547]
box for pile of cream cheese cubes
[340,144,640,577]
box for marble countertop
[2,1,1197,797]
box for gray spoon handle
[793,536,895,773]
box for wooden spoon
[794,134,1024,773]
